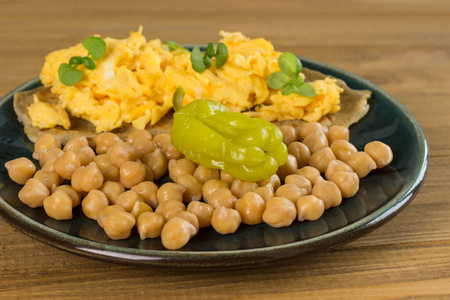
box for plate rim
[0,56,429,268]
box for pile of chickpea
[4,121,393,250]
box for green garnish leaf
[190,43,228,73]
[214,42,228,68]
[82,36,106,60]
[291,83,316,97]
[267,72,291,90]
[203,55,212,69]
[191,46,206,73]
[69,56,82,67]
[82,57,96,70]
[205,43,215,58]
[58,63,83,86]
[266,52,315,97]
[162,40,190,53]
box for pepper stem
[173,86,185,111]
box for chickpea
[116,190,144,213]
[75,146,96,166]
[296,195,325,221]
[71,162,104,193]
[5,157,36,185]
[97,206,136,240]
[157,182,186,204]
[276,154,298,181]
[284,174,312,194]
[160,142,183,161]
[130,201,153,220]
[302,131,329,154]
[253,184,274,202]
[202,179,229,202]
[193,165,220,183]
[132,137,156,159]
[119,161,146,189]
[53,151,81,180]
[41,157,57,172]
[154,199,186,222]
[18,178,49,208]
[142,148,167,180]
[262,197,297,228]
[210,207,241,235]
[207,188,237,209]
[161,217,196,250]
[295,166,321,185]
[330,140,357,162]
[54,185,81,207]
[81,189,109,219]
[131,181,159,208]
[299,122,325,141]
[280,125,297,145]
[346,151,377,178]
[93,154,112,172]
[364,141,393,169]
[94,132,121,155]
[33,133,61,160]
[173,211,200,235]
[257,174,281,190]
[275,183,307,203]
[102,165,120,182]
[43,190,73,220]
[39,147,63,167]
[176,174,203,202]
[142,163,154,182]
[63,136,89,152]
[168,158,196,182]
[127,129,152,144]
[287,142,311,168]
[327,125,350,144]
[220,170,235,187]
[311,177,342,209]
[235,192,266,225]
[186,201,214,228]
[308,147,336,173]
[108,141,139,168]
[324,159,354,180]
[152,133,170,148]
[33,169,60,193]
[97,204,124,222]
[137,212,165,239]
[99,181,125,205]
[329,171,360,198]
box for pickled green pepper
[170,87,288,182]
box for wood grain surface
[1,0,449,299]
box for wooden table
[1,0,449,298]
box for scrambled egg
[31,27,343,133]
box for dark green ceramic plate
[0,57,428,268]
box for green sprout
[58,36,106,86]
[267,52,316,97]
[190,42,228,73]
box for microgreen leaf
[82,36,106,60]
[58,63,83,86]
[266,52,315,97]
[203,55,212,69]
[190,43,228,73]
[162,40,190,53]
[267,72,291,90]
[205,43,215,58]
[69,56,82,67]
[81,57,96,70]
[291,83,316,97]
[278,52,301,77]
[191,46,206,73]
[214,42,228,68]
